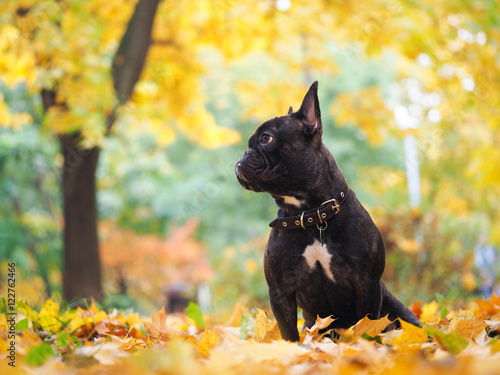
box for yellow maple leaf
[254,308,269,341]
[88,310,107,325]
[89,302,101,315]
[420,301,441,324]
[68,314,85,333]
[125,312,142,328]
[253,309,283,343]
[383,319,428,348]
[196,329,220,358]
[262,321,282,343]
[38,298,63,333]
[17,302,38,324]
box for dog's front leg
[269,288,299,342]
[355,282,383,322]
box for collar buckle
[321,198,340,214]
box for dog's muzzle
[235,153,264,192]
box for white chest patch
[303,240,335,281]
[281,196,304,207]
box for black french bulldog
[235,81,420,342]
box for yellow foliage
[176,107,242,148]
[11,275,46,305]
[0,0,242,150]
[244,259,258,273]
[38,298,62,332]
[445,197,469,217]
[254,308,282,343]
[0,93,33,129]
[237,80,308,121]
[395,237,420,254]
[196,330,220,358]
[461,271,477,292]
[420,301,441,324]
[5,293,500,373]
[330,87,393,145]
[383,319,428,347]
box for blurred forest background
[0,0,499,316]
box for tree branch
[112,0,161,106]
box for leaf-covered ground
[1,295,500,374]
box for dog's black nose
[235,161,243,176]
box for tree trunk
[60,134,102,302]
[54,0,160,303]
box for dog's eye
[260,133,274,144]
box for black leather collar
[269,181,350,230]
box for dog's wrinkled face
[235,82,323,199]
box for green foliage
[56,332,71,350]
[103,292,142,313]
[185,302,205,329]
[436,293,450,321]
[424,324,469,355]
[0,84,61,297]
[361,332,383,345]
[25,343,53,366]
[16,318,29,331]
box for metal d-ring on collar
[300,211,305,229]
[317,221,328,230]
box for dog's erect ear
[287,106,293,115]
[296,81,322,138]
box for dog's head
[235,81,328,203]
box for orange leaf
[409,301,423,319]
[345,315,392,338]
[304,315,335,344]
[450,317,488,342]
[150,306,167,340]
